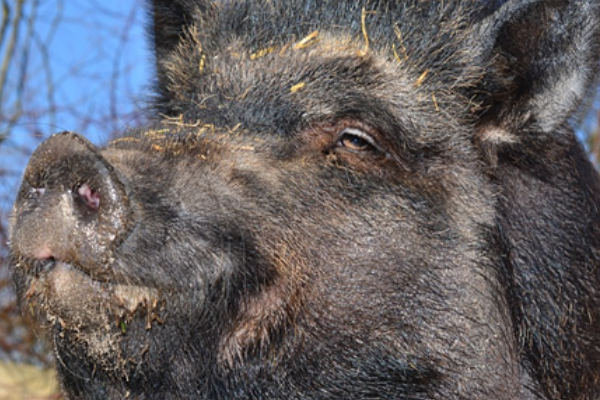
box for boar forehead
[158,2,480,145]
[198,0,481,52]
[160,37,472,157]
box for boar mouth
[30,257,106,291]
[23,256,163,333]
[30,259,107,302]
[31,255,110,284]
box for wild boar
[9,0,600,399]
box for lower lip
[23,261,112,329]
[28,261,162,329]
[44,262,110,315]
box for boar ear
[148,0,215,97]
[473,0,600,141]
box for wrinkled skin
[9,0,600,399]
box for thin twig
[0,0,10,51]
[0,0,24,104]
[32,0,61,130]
[110,3,139,135]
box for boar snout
[10,131,132,279]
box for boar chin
[22,260,162,332]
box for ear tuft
[148,0,216,105]
[473,0,600,137]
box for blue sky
[37,0,150,142]
[0,0,150,216]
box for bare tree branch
[110,3,140,135]
[0,1,10,51]
[32,0,62,131]
[0,0,24,105]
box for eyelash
[336,128,378,152]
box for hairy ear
[473,0,600,141]
[148,0,215,103]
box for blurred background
[0,0,148,398]
[0,0,599,399]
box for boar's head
[9,0,600,399]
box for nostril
[77,183,100,211]
[33,243,54,260]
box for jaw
[20,259,162,327]
[15,259,164,366]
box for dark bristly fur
[8,0,600,399]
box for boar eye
[336,128,377,152]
